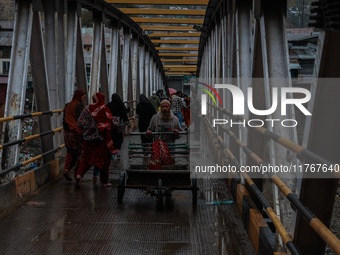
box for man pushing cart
[117,99,197,209]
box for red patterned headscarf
[88,93,117,154]
[89,93,113,132]
[64,89,86,134]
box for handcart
[117,131,198,209]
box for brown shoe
[101,183,112,187]
[75,175,81,188]
[63,170,72,182]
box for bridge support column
[144,51,150,97]
[109,21,122,98]
[122,28,131,102]
[75,6,88,104]
[99,18,109,102]
[131,36,139,115]
[294,30,340,255]
[56,0,67,108]
[235,0,252,169]
[30,8,54,163]
[89,11,108,102]
[2,0,33,169]
[139,43,145,95]
[43,0,59,133]
[65,2,77,103]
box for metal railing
[0,109,64,180]
[207,102,340,177]
[0,127,63,150]
[203,107,340,254]
[0,109,63,123]
[0,144,65,179]
[202,116,301,255]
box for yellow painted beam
[159,53,198,56]
[156,47,198,51]
[164,65,197,68]
[141,26,195,31]
[165,72,194,75]
[152,40,199,44]
[106,0,208,5]
[149,32,201,37]
[161,59,197,62]
[118,8,206,15]
[167,68,196,71]
[132,17,203,24]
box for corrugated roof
[0,21,14,30]
[0,31,12,46]
[289,48,315,60]
[287,28,314,34]
[289,63,301,70]
[81,27,112,46]
[0,76,8,84]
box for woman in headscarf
[75,92,117,188]
[63,89,86,181]
[136,94,157,144]
[106,93,129,158]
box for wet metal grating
[0,139,255,254]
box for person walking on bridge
[149,91,161,112]
[136,94,157,144]
[106,93,129,158]
[62,89,86,181]
[75,92,118,188]
[171,91,186,128]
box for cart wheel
[118,172,125,203]
[157,178,163,210]
[192,178,198,206]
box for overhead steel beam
[164,65,197,68]
[156,47,199,51]
[106,0,208,5]
[159,53,198,57]
[161,59,197,62]
[132,17,203,24]
[119,8,206,15]
[152,40,199,44]
[149,32,201,37]
[165,72,193,75]
[167,68,196,72]
[141,26,195,31]
[78,0,167,87]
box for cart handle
[130,131,188,135]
